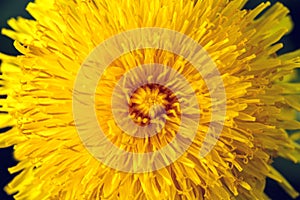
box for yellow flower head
[1,0,300,199]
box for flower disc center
[129,83,180,127]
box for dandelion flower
[1,0,300,199]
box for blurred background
[0,0,299,199]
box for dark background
[0,0,299,199]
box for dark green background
[0,0,299,199]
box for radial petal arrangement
[0,0,300,199]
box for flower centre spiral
[129,83,180,127]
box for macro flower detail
[0,0,300,200]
